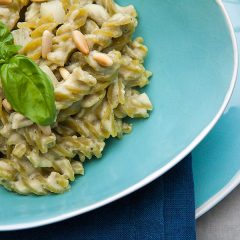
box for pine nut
[72,30,89,55]
[42,30,52,59]
[2,99,12,112]
[93,52,113,67]
[59,68,70,80]
[0,0,12,5]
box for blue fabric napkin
[0,155,195,240]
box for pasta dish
[0,0,152,195]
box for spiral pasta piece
[46,7,88,66]
[115,89,153,118]
[55,67,97,110]
[86,12,137,51]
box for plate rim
[194,0,240,220]
[195,171,240,219]
[0,0,238,231]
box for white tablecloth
[197,186,240,240]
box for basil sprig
[0,22,56,126]
[0,21,14,45]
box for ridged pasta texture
[0,0,152,195]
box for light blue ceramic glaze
[0,0,236,230]
[193,0,240,218]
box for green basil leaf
[0,21,14,45]
[1,55,56,125]
[0,43,21,63]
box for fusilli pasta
[0,0,152,195]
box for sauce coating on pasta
[0,0,152,195]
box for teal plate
[0,0,237,230]
[194,0,240,218]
